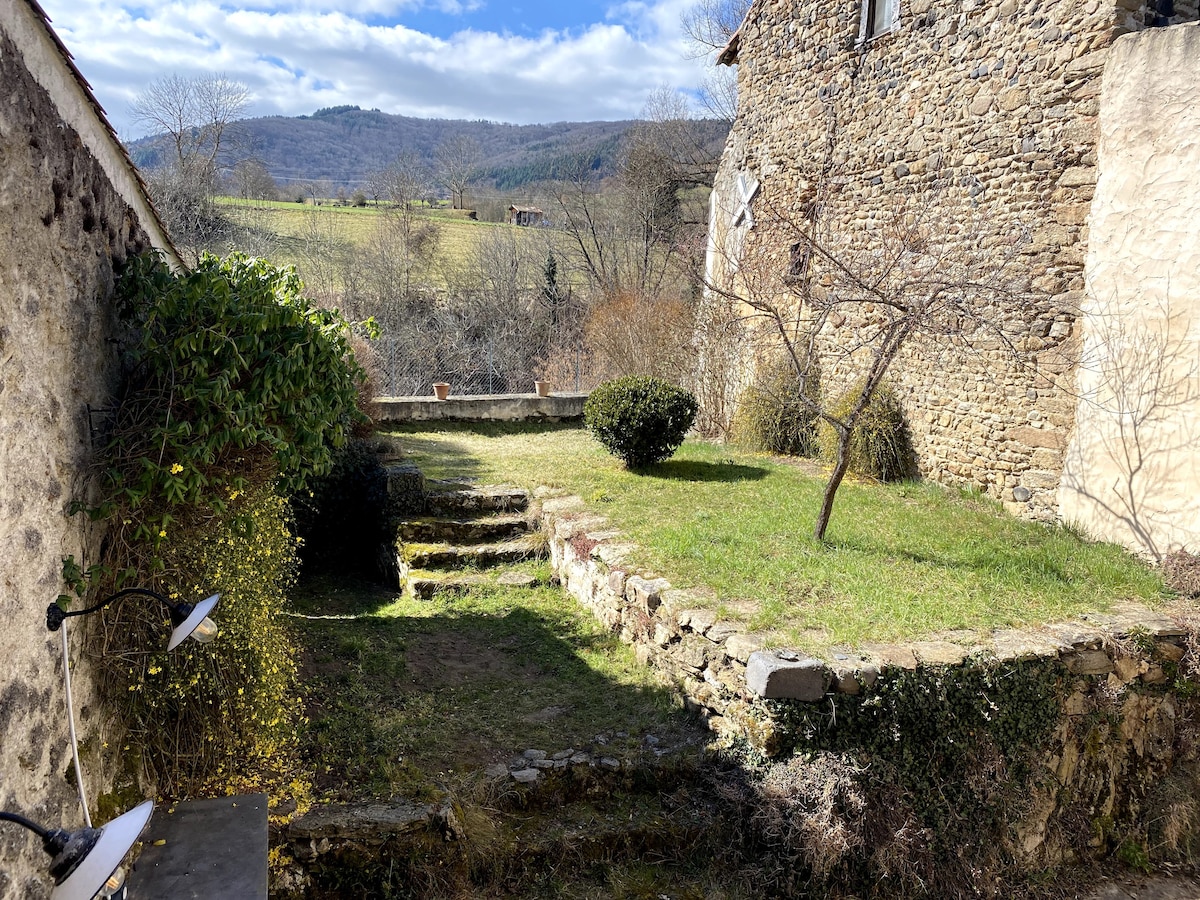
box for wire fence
[360,333,595,399]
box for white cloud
[40,0,710,135]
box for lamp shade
[167,594,220,651]
[50,800,153,900]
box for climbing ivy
[771,657,1066,867]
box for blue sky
[38,0,713,137]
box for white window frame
[858,0,900,43]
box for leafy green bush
[818,380,916,481]
[730,355,821,456]
[584,376,698,468]
[71,250,372,798]
[104,251,373,545]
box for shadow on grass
[288,579,695,800]
[642,458,769,483]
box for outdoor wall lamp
[44,588,219,830]
[0,800,153,900]
[46,588,220,650]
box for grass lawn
[384,422,1166,653]
[290,569,695,801]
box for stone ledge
[374,392,588,423]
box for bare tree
[681,0,749,121]
[132,74,249,171]
[704,184,1046,540]
[377,152,433,209]
[435,135,482,209]
[131,74,251,259]
[231,159,278,201]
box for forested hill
[127,105,729,192]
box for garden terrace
[365,422,1200,885]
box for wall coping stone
[374,392,587,423]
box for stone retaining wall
[540,493,1200,865]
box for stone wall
[0,1,171,894]
[539,493,1200,869]
[704,0,1196,522]
[1059,24,1200,559]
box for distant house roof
[509,205,544,214]
[5,0,180,266]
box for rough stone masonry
[703,0,1198,532]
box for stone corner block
[746,651,829,701]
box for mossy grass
[383,423,1165,653]
[290,571,693,801]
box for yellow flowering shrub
[86,483,304,798]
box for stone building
[0,0,177,895]
[704,0,1199,549]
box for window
[860,0,899,41]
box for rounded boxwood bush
[585,376,698,468]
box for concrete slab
[128,794,268,899]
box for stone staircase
[391,479,547,599]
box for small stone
[532,759,555,769]
[511,768,539,783]
[523,749,548,761]
[485,763,508,778]
[569,753,590,765]
[594,734,608,745]
[1012,486,1032,502]
[1063,649,1115,676]
[599,757,621,770]
[552,749,574,761]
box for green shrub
[818,380,916,481]
[67,250,372,799]
[103,251,373,546]
[584,376,698,468]
[730,355,821,456]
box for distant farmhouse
[508,204,544,227]
[705,0,1200,557]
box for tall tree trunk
[814,427,853,541]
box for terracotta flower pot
[432,382,450,401]
[534,380,551,397]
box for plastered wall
[1059,23,1200,559]
[0,3,162,894]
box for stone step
[398,535,547,576]
[425,481,529,516]
[396,513,533,545]
[405,568,540,600]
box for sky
[38,0,715,138]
